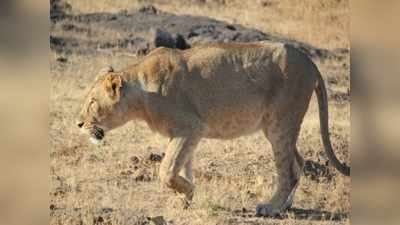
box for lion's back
[180,42,286,103]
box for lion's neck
[121,84,146,119]
[141,93,172,136]
[122,83,171,136]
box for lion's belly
[202,101,265,139]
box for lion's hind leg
[256,117,304,217]
[179,158,193,183]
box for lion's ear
[103,73,123,100]
[96,66,114,81]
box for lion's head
[76,66,135,144]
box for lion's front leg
[159,134,200,208]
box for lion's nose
[77,122,84,128]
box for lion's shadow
[234,207,348,221]
[285,207,348,221]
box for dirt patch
[50,4,341,59]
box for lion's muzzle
[77,121,105,145]
[90,126,104,140]
[88,126,104,145]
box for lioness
[77,42,350,216]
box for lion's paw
[255,204,282,217]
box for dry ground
[50,1,350,224]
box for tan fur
[77,42,349,216]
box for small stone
[150,28,176,49]
[149,216,167,225]
[149,153,164,162]
[130,156,140,164]
[226,25,236,31]
[101,208,113,213]
[93,216,104,224]
[56,57,68,63]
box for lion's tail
[315,70,350,176]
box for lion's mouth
[90,126,105,142]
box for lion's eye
[90,101,98,111]
[86,99,98,114]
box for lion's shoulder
[132,47,187,93]
[146,46,174,56]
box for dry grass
[50,1,350,224]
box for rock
[150,30,190,50]
[226,24,236,31]
[150,28,176,49]
[174,34,191,50]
